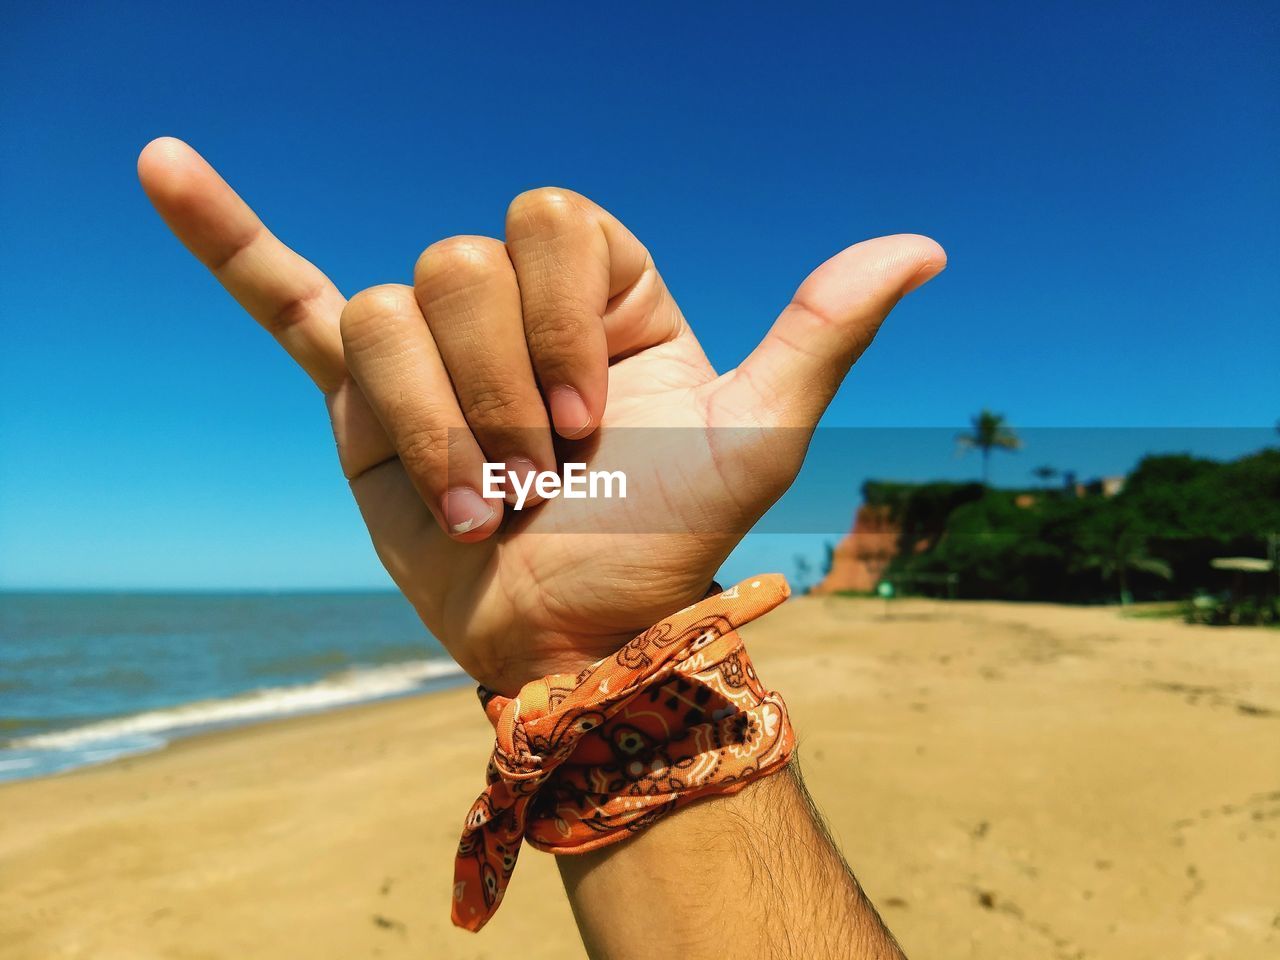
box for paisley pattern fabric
[452,575,795,932]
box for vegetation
[1072,512,1173,605]
[1182,595,1280,627]
[870,448,1280,612]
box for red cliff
[812,503,902,594]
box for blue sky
[1,1,1276,589]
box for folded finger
[340,284,502,542]
[505,188,677,439]
[414,236,555,496]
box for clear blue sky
[1,1,1276,589]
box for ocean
[0,591,464,782]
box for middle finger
[414,236,557,490]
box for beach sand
[2,596,1277,959]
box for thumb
[725,234,945,427]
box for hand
[138,138,944,693]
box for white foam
[11,659,464,751]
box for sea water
[0,591,464,782]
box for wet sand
[2,596,1277,959]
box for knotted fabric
[452,575,795,931]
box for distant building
[1073,475,1126,498]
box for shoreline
[0,659,469,785]
[0,678,479,793]
[2,596,1277,959]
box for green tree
[1075,522,1172,605]
[956,410,1022,484]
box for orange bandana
[452,575,796,931]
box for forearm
[557,761,906,960]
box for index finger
[136,137,348,393]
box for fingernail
[504,458,540,506]
[548,386,593,439]
[900,260,946,296]
[441,487,496,536]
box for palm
[138,137,943,693]
[345,323,802,689]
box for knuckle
[415,236,507,289]
[464,382,526,427]
[340,284,416,345]
[264,282,327,335]
[506,187,586,236]
[395,425,450,483]
[525,293,588,346]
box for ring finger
[340,284,503,542]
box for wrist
[474,631,635,696]
[452,575,795,931]
[473,581,725,695]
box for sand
[2,597,1277,959]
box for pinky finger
[137,137,348,393]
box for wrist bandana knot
[452,575,795,931]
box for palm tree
[1032,465,1059,487]
[956,410,1022,484]
[1077,530,1172,605]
